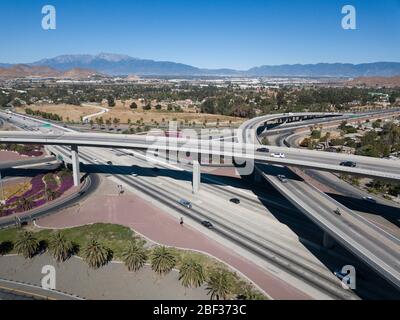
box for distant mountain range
[1,53,400,77]
[0,64,101,80]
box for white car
[362,196,377,204]
[271,152,285,158]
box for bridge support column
[192,160,200,194]
[71,145,80,187]
[254,170,262,182]
[323,231,335,249]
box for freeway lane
[3,109,400,298]
[0,156,56,170]
[5,113,347,299]
[279,131,400,240]
[59,145,357,299]
[240,112,400,290]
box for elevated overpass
[239,112,400,290]
[0,156,55,170]
[0,128,399,183]
[1,109,400,290]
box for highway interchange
[0,109,400,299]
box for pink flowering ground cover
[0,169,74,217]
[0,144,44,157]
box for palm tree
[206,269,232,300]
[19,198,34,211]
[178,258,205,288]
[45,189,58,201]
[82,238,110,269]
[150,246,176,275]
[48,232,73,262]
[15,231,39,258]
[122,239,148,272]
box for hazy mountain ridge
[0,64,102,79]
[248,62,400,77]
[1,53,400,77]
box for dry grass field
[17,101,245,126]
[16,104,99,122]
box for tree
[107,95,115,107]
[45,189,58,201]
[150,246,176,275]
[15,231,39,258]
[276,91,285,108]
[82,238,110,269]
[105,118,112,130]
[236,285,264,300]
[206,269,233,300]
[89,119,94,128]
[310,130,321,139]
[113,117,120,129]
[372,120,381,129]
[19,198,34,211]
[122,239,148,272]
[130,102,138,109]
[339,121,348,131]
[179,258,205,288]
[48,232,73,262]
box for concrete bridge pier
[323,231,335,249]
[192,160,201,194]
[254,169,262,182]
[71,145,80,187]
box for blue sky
[0,0,399,69]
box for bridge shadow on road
[3,162,400,299]
[327,193,400,228]
[245,163,400,300]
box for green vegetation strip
[0,223,265,300]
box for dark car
[256,147,270,153]
[340,161,356,167]
[334,208,342,216]
[152,167,160,172]
[334,269,348,281]
[230,198,240,204]
[178,199,192,209]
[201,221,213,229]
